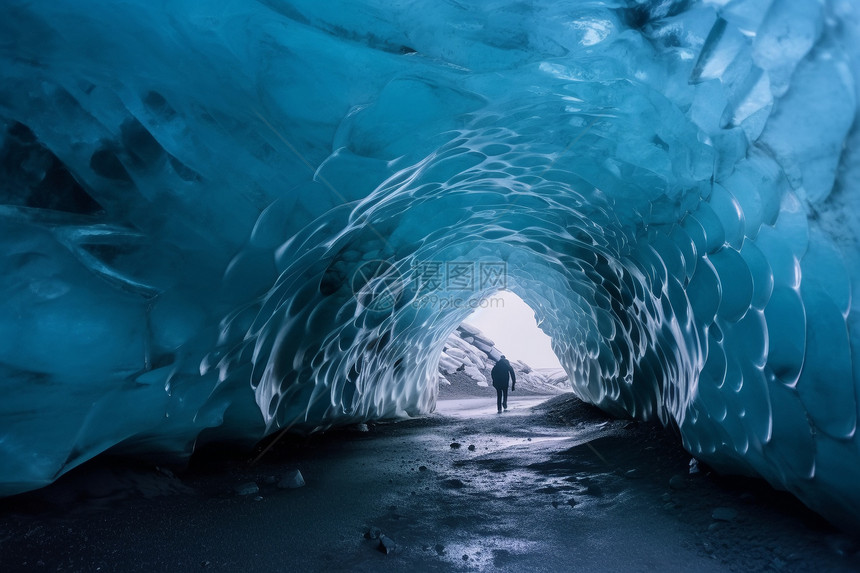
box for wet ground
[1,394,858,572]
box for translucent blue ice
[1,0,859,529]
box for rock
[689,458,701,475]
[467,445,476,451]
[277,469,305,489]
[233,482,259,496]
[378,535,396,554]
[711,507,738,522]
[365,526,382,540]
[355,423,369,432]
[669,475,687,490]
[419,465,427,471]
[450,442,461,449]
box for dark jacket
[491,358,516,390]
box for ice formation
[1,0,859,529]
[437,323,570,393]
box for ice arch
[1,0,860,529]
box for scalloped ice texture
[0,0,859,528]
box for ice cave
[1,0,860,532]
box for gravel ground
[1,394,858,572]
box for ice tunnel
[2,0,860,529]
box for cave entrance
[436,290,569,412]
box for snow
[1,0,860,531]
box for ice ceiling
[2,0,860,528]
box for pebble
[585,484,602,497]
[688,458,701,475]
[450,442,462,449]
[365,526,382,540]
[468,445,476,451]
[441,478,466,489]
[379,535,396,554]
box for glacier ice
[437,323,569,394]
[1,0,860,529]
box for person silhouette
[490,355,517,413]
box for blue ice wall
[1,0,859,528]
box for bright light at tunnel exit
[463,291,563,369]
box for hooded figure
[490,355,517,412]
